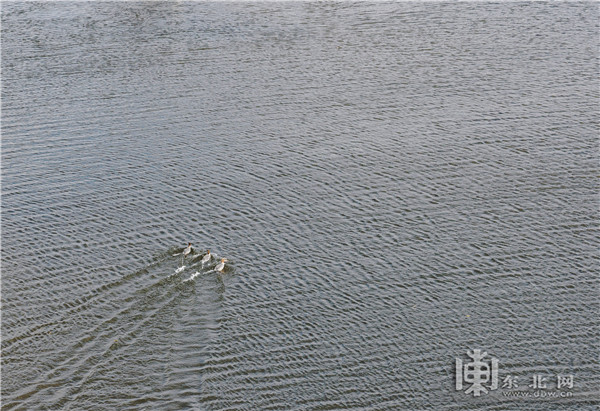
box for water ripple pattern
[2,2,598,410]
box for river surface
[1,2,598,410]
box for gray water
[1,2,598,410]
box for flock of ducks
[181,243,228,273]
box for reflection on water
[2,2,598,410]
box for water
[1,2,598,409]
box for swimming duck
[183,243,192,258]
[201,250,211,265]
[215,258,227,272]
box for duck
[183,243,192,258]
[215,258,227,273]
[200,250,211,265]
